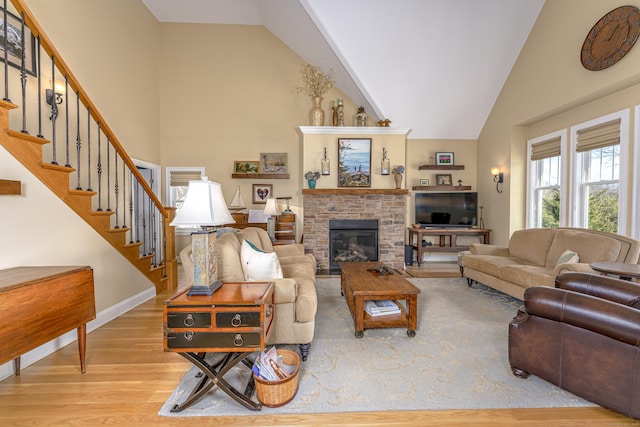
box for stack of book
[365,300,400,316]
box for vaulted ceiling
[141,0,545,139]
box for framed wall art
[0,8,36,76]
[435,152,454,165]
[435,174,452,186]
[338,138,371,187]
[252,184,272,204]
[260,153,288,173]
[420,178,430,186]
[234,160,259,174]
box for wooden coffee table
[338,261,420,338]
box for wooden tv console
[407,227,491,266]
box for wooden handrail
[10,0,166,218]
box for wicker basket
[254,349,300,407]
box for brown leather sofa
[509,272,640,419]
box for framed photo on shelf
[252,184,272,204]
[435,174,452,186]
[420,178,430,186]
[435,152,454,165]
[233,160,259,174]
[0,7,37,76]
[338,138,371,187]
[260,153,288,173]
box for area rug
[159,277,593,417]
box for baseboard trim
[0,286,156,381]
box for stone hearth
[302,189,408,271]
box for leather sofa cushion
[508,228,556,266]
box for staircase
[0,0,177,291]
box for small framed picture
[420,178,430,186]
[435,174,452,186]
[234,160,259,174]
[260,153,288,173]
[252,184,272,204]
[436,152,454,165]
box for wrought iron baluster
[86,106,92,191]
[3,1,10,102]
[122,161,127,230]
[64,76,70,167]
[141,187,147,256]
[47,55,58,164]
[96,122,102,211]
[106,137,111,212]
[114,147,119,228]
[75,91,82,189]
[129,171,134,244]
[19,12,27,134]
[36,36,43,138]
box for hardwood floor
[0,265,638,426]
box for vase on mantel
[310,96,324,126]
[308,179,316,189]
[394,173,403,189]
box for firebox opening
[329,219,379,272]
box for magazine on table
[252,346,297,381]
[365,300,400,316]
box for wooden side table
[590,262,640,282]
[407,227,491,266]
[163,281,274,411]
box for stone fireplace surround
[302,189,408,272]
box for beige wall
[479,0,640,245]
[0,0,162,312]
[157,23,358,217]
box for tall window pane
[582,146,619,232]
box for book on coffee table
[365,300,400,316]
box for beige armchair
[179,227,317,360]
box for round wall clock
[581,5,640,71]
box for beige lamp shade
[170,177,234,227]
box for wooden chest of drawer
[163,282,274,353]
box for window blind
[169,170,202,186]
[576,119,621,152]
[530,136,561,161]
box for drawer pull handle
[184,314,195,327]
[233,334,244,346]
[184,330,194,341]
[231,314,242,327]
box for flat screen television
[415,192,477,228]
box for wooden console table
[0,266,96,375]
[408,227,491,266]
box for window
[165,167,204,233]
[526,131,564,228]
[570,111,628,234]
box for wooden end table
[163,281,274,412]
[590,262,640,282]
[339,262,420,338]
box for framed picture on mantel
[436,152,454,165]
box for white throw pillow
[240,239,283,281]
[556,249,579,266]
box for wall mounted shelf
[0,179,21,195]
[412,185,472,191]
[418,165,465,170]
[231,173,290,179]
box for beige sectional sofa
[180,227,317,360]
[461,228,640,300]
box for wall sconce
[381,148,390,175]
[321,147,330,175]
[491,167,504,193]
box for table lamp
[263,198,280,242]
[170,177,234,295]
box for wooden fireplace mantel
[302,188,409,195]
